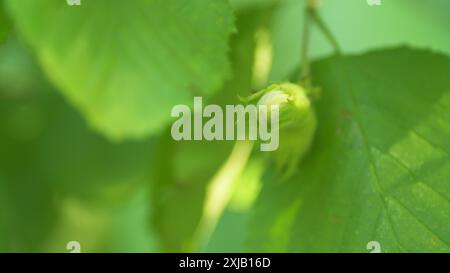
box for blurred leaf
[35,95,155,202]
[0,40,155,203]
[269,0,450,82]
[104,189,156,252]
[203,210,251,252]
[204,158,264,252]
[0,89,155,250]
[45,189,155,252]
[0,41,156,251]
[0,96,59,252]
[229,157,264,212]
[6,0,234,140]
[0,0,10,43]
[250,48,450,252]
[0,40,60,252]
[0,38,50,98]
[0,173,58,252]
[150,136,234,251]
[230,0,280,11]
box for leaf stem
[300,1,314,81]
[300,5,310,81]
[309,9,342,55]
[300,0,341,82]
[194,140,254,248]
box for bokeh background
[0,0,449,252]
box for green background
[0,0,449,252]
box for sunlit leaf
[6,0,234,140]
[250,48,450,252]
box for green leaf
[249,48,450,252]
[6,0,234,140]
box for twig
[310,10,342,55]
